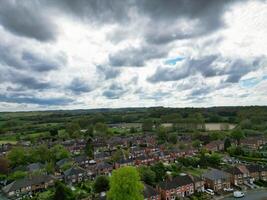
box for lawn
[0,140,17,145]
[184,167,208,177]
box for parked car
[205,189,215,195]
[224,188,234,192]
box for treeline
[1,106,267,134]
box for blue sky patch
[165,56,184,65]
[240,77,262,88]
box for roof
[56,158,72,167]
[2,175,54,193]
[27,162,44,172]
[64,166,86,176]
[73,155,89,163]
[225,167,243,175]
[143,184,159,198]
[96,162,113,170]
[158,175,193,190]
[203,168,230,181]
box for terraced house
[158,174,194,200]
[2,175,54,198]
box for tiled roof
[2,175,54,193]
[143,184,158,198]
[158,175,193,190]
[64,166,86,176]
[203,168,230,180]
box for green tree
[0,157,9,174]
[8,171,27,181]
[151,162,165,182]
[7,147,27,167]
[208,153,222,166]
[54,181,74,200]
[85,137,94,158]
[231,128,245,145]
[85,125,94,138]
[157,125,168,143]
[192,140,201,149]
[93,175,110,193]
[66,123,80,138]
[45,162,55,174]
[142,119,153,132]
[50,145,70,161]
[138,166,156,185]
[49,128,58,137]
[95,122,108,135]
[168,133,177,144]
[107,166,144,200]
[224,138,231,151]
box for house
[94,162,113,175]
[158,174,194,200]
[55,158,73,172]
[73,155,91,168]
[2,175,54,198]
[246,164,261,181]
[143,184,160,200]
[225,165,250,186]
[259,165,267,181]
[189,175,204,193]
[205,140,224,152]
[240,137,267,150]
[135,155,155,166]
[94,151,111,162]
[26,162,44,173]
[202,168,231,192]
[114,158,134,169]
[63,166,90,184]
[246,164,267,181]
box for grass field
[0,140,17,145]
[184,167,208,176]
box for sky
[0,0,267,111]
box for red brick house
[205,140,224,152]
[144,184,160,200]
[158,174,194,200]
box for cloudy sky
[0,0,267,111]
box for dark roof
[203,168,230,180]
[246,164,267,173]
[116,158,134,164]
[225,167,243,175]
[96,162,113,170]
[143,184,158,198]
[27,162,44,172]
[73,155,89,163]
[56,158,72,167]
[158,175,193,190]
[2,175,54,193]
[64,167,86,176]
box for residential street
[222,189,267,200]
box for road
[223,189,267,200]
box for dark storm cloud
[0,68,54,91]
[0,94,73,106]
[102,83,127,99]
[148,55,265,83]
[109,45,168,67]
[67,78,93,94]
[0,0,255,44]
[148,55,218,83]
[47,0,131,25]
[0,1,57,41]
[139,0,234,44]
[97,65,121,79]
[222,58,265,83]
[0,44,66,72]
